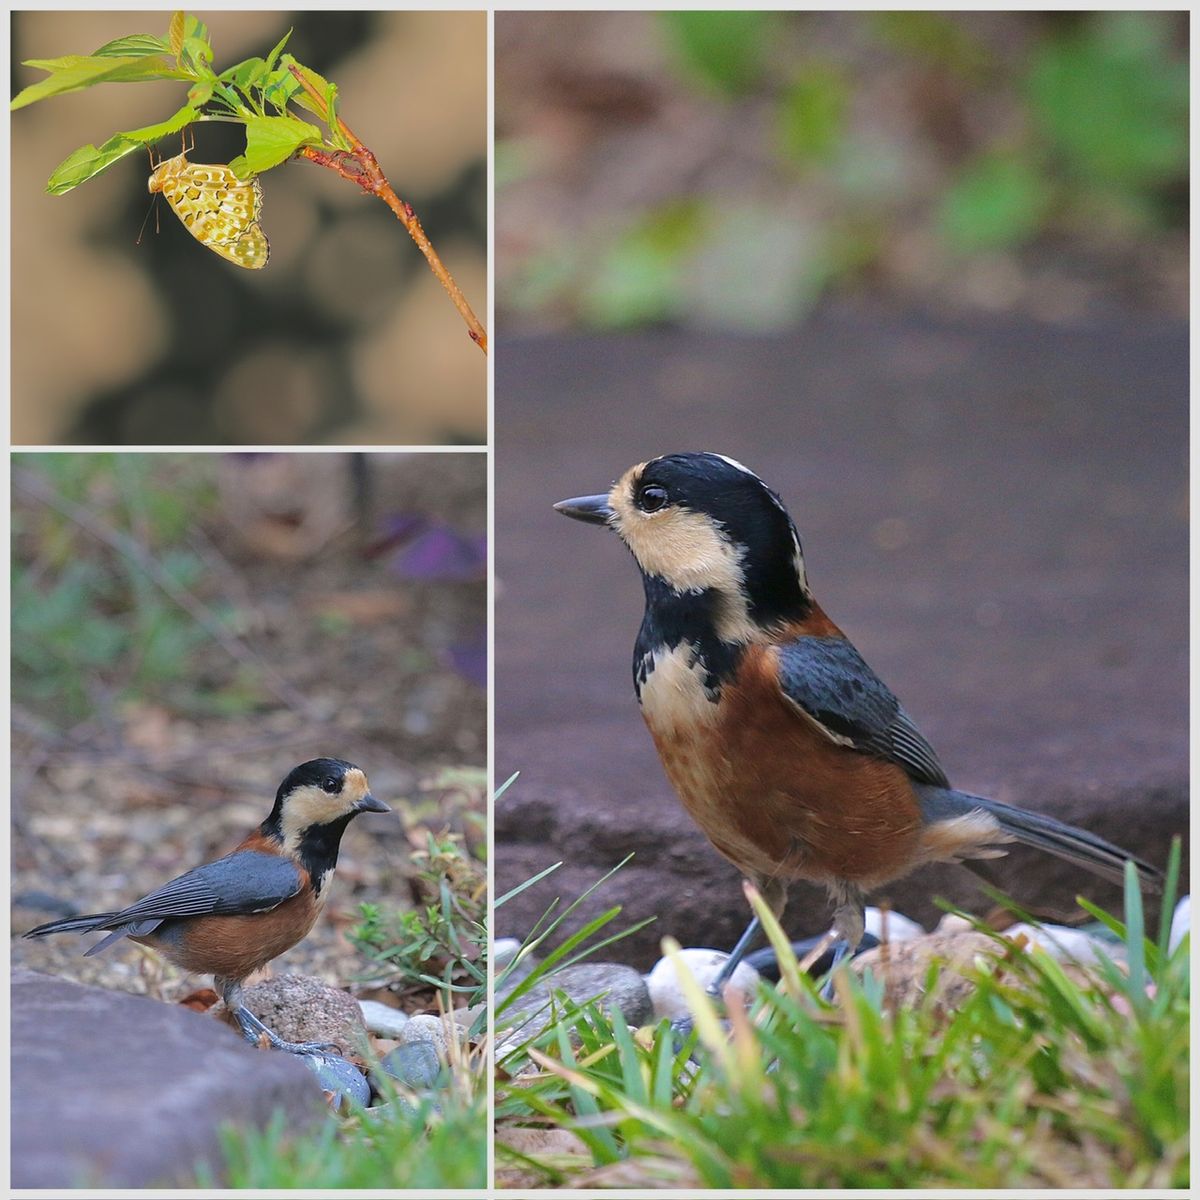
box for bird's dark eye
[637,484,669,513]
[321,776,340,794]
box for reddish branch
[290,65,487,355]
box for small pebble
[302,1053,371,1113]
[645,949,760,1020]
[1169,895,1189,954]
[378,1041,444,1091]
[398,1013,461,1059]
[862,907,924,942]
[1002,922,1117,967]
[358,999,410,1039]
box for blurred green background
[496,10,1187,332]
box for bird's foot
[819,938,852,1002]
[232,1004,339,1055]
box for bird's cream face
[607,462,752,599]
[278,766,375,856]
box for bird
[555,452,1163,990]
[24,758,390,1054]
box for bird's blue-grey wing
[107,850,303,925]
[774,635,949,787]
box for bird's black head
[555,452,811,639]
[263,758,390,857]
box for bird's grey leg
[821,882,866,999]
[218,977,339,1056]
[707,875,787,997]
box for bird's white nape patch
[709,453,759,478]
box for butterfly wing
[150,155,270,270]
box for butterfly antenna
[135,196,158,248]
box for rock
[851,930,1004,1013]
[219,974,366,1059]
[358,998,410,1039]
[12,969,325,1188]
[495,316,1187,966]
[398,1013,464,1060]
[1169,895,1189,953]
[499,962,653,1040]
[378,1041,444,1090]
[494,937,522,967]
[645,948,761,1020]
[1001,922,1120,967]
[302,1054,372,1112]
[863,907,925,942]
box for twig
[13,467,319,720]
[289,64,487,355]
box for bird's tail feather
[918,786,1163,894]
[23,911,119,939]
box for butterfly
[147,147,269,270]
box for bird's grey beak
[554,494,615,525]
[356,793,391,814]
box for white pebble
[494,938,522,968]
[645,948,761,1020]
[358,999,410,1039]
[1002,922,1115,967]
[860,907,924,943]
[1169,896,1189,954]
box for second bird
[24,757,389,1053]
[556,452,1161,985]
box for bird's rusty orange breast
[645,639,924,889]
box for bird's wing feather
[774,635,949,787]
[107,850,303,925]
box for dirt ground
[12,452,486,1012]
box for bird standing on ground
[555,452,1161,986]
[24,757,390,1054]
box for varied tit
[556,452,1162,988]
[24,758,390,1054]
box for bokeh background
[12,11,486,445]
[498,10,1186,332]
[12,451,486,1006]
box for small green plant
[349,828,486,1011]
[11,11,485,350]
[496,842,1188,1190]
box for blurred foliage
[499,10,1187,331]
[12,454,256,722]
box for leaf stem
[288,64,486,355]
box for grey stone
[495,315,1188,967]
[358,998,411,1039]
[302,1053,371,1112]
[397,1012,463,1060]
[378,1041,444,1090]
[12,969,325,1188]
[219,974,367,1058]
[499,962,653,1041]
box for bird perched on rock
[556,452,1162,989]
[24,758,389,1054]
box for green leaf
[179,34,214,76]
[221,56,268,92]
[46,135,144,194]
[939,153,1049,252]
[262,66,303,113]
[117,103,201,147]
[11,54,187,110]
[227,114,322,177]
[168,11,186,59]
[280,54,337,121]
[659,11,773,97]
[92,34,172,59]
[187,80,213,108]
[262,28,293,77]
